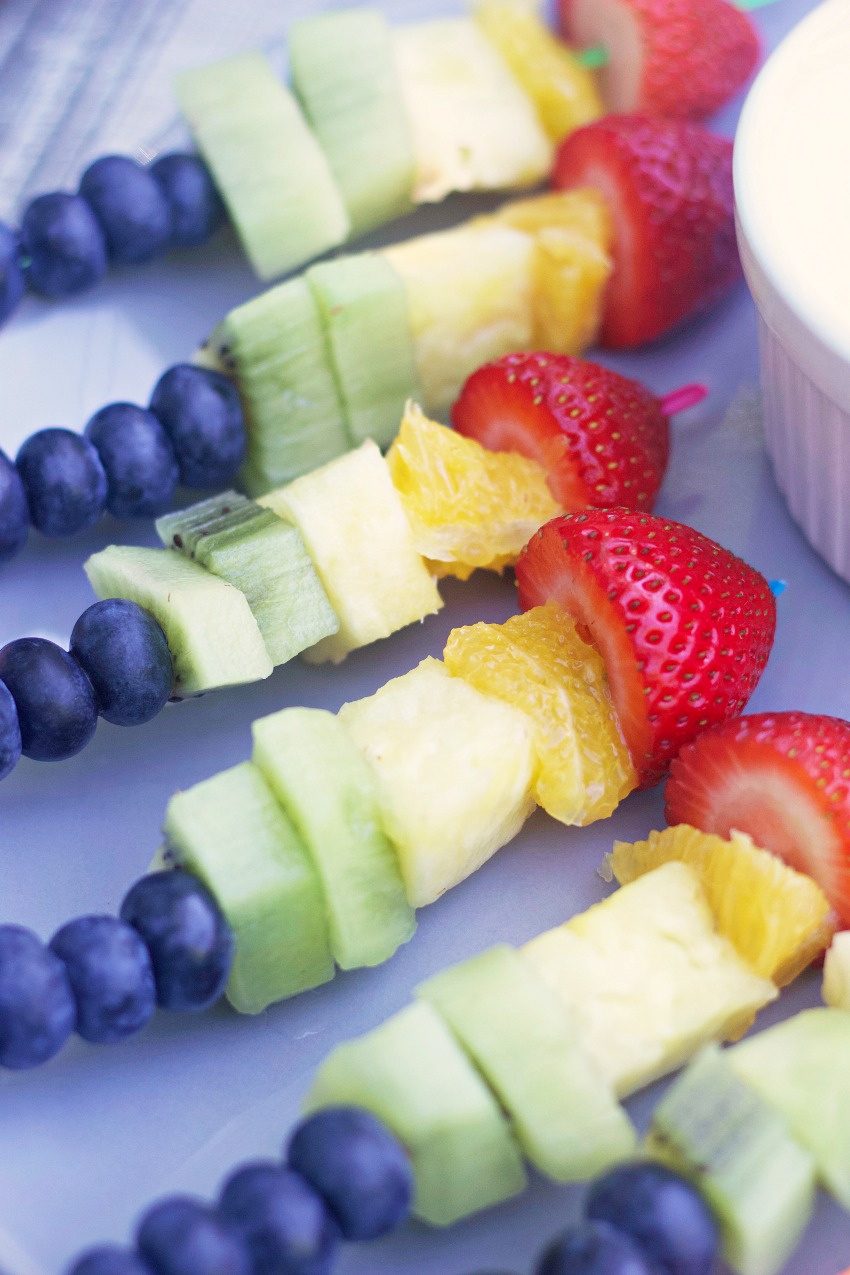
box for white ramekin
[735,0,850,582]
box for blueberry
[586,1163,719,1275]
[119,870,234,1013]
[0,925,76,1068]
[535,1221,656,1275]
[0,637,98,761]
[287,1107,413,1241]
[80,156,172,265]
[149,365,246,488]
[67,1246,154,1275]
[84,402,179,518]
[0,679,22,780]
[16,428,107,537]
[218,1162,338,1275]
[137,1197,250,1275]
[0,448,29,562]
[71,599,173,727]
[49,915,156,1045]
[0,221,25,322]
[20,192,108,297]
[150,154,226,249]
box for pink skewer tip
[660,383,709,416]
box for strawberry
[552,114,740,348]
[666,712,850,926]
[515,510,776,787]
[451,353,670,514]
[559,0,760,121]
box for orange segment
[489,190,613,353]
[607,824,836,987]
[445,603,636,825]
[387,402,559,581]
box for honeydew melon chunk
[728,1008,850,1210]
[304,1000,527,1225]
[212,277,350,494]
[174,53,349,281]
[391,19,552,204]
[417,944,636,1181]
[163,762,334,1013]
[338,658,535,907]
[522,863,777,1098]
[648,1045,816,1275]
[306,254,421,449]
[156,496,338,667]
[251,707,414,970]
[383,223,535,417]
[289,8,415,237]
[259,441,442,664]
[84,546,272,695]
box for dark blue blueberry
[70,599,173,727]
[0,448,29,562]
[80,156,172,265]
[536,1221,656,1275]
[119,870,234,1013]
[49,915,156,1045]
[20,192,108,297]
[0,679,22,780]
[137,1197,250,1275]
[150,154,225,249]
[84,402,179,518]
[219,1162,338,1275]
[0,925,76,1068]
[0,221,25,323]
[0,637,98,761]
[287,1107,413,1241]
[67,1246,154,1275]
[16,428,107,537]
[586,1163,719,1275]
[149,365,245,488]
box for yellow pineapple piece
[822,932,850,1010]
[522,862,777,1097]
[474,0,604,142]
[339,658,536,907]
[383,223,535,418]
[606,825,836,988]
[445,605,636,824]
[392,18,552,204]
[490,189,612,354]
[386,402,559,580]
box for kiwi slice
[174,53,349,280]
[252,707,415,970]
[648,1044,816,1275]
[289,8,415,238]
[306,253,421,449]
[209,276,350,495]
[84,545,272,695]
[304,1000,527,1226]
[164,761,335,1013]
[728,1008,850,1210]
[418,945,636,1182]
[156,495,339,667]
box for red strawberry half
[515,510,776,787]
[451,353,669,513]
[666,712,850,926]
[553,114,740,348]
[560,0,760,121]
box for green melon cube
[164,762,334,1013]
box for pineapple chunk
[823,932,850,1010]
[392,18,552,204]
[259,441,441,664]
[489,189,613,354]
[384,223,535,417]
[338,658,536,907]
[522,862,777,1097]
